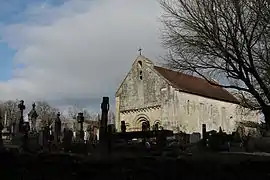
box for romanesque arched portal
[134,114,150,131]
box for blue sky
[0,0,28,81]
[0,42,15,80]
[0,0,163,111]
[0,0,67,24]
[0,0,66,81]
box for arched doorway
[135,115,150,131]
[138,118,150,131]
[153,120,162,130]
[141,121,150,131]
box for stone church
[115,55,258,134]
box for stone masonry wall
[164,88,259,134]
[117,56,167,112]
[119,107,162,132]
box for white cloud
[0,0,165,107]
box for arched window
[138,61,143,80]
[138,60,142,67]
[139,70,143,80]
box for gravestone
[38,129,44,149]
[85,128,90,144]
[87,125,96,146]
[28,131,39,152]
[63,128,73,152]
[10,100,27,151]
[54,112,61,144]
[22,123,29,151]
[121,121,126,133]
[189,133,201,144]
[28,103,38,132]
[18,100,25,133]
[99,97,109,156]
[202,124,207,146]
[76,113,84,142]
[39,126,49,151]
[107,124,113,154]
[99,97,109,143]
[91,126,98,148]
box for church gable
[116,56,168,112]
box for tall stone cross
[18,100,25,133]
[99,97,110,156]
[138,48,142,55]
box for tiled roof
[154,66,240,104]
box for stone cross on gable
[32,103,36,109]
[138,48,142,55]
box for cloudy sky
[0,0,165,112]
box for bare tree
[2,100,20,127]
[108,111,115,124]
[67,105,92,120]
[67,105,95,132]
[160,0,270,124]
[68,105,80,120]
[35,101,58,128]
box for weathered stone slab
[190,133,201,144]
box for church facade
[115,56,258,134]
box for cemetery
[0,97,269,179]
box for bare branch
[160,0,270,123]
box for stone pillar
[99,97,109,155]
[77,112,84,142]
[18,100,25,133]
[107,124,113,154]
[99,97,109,142]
